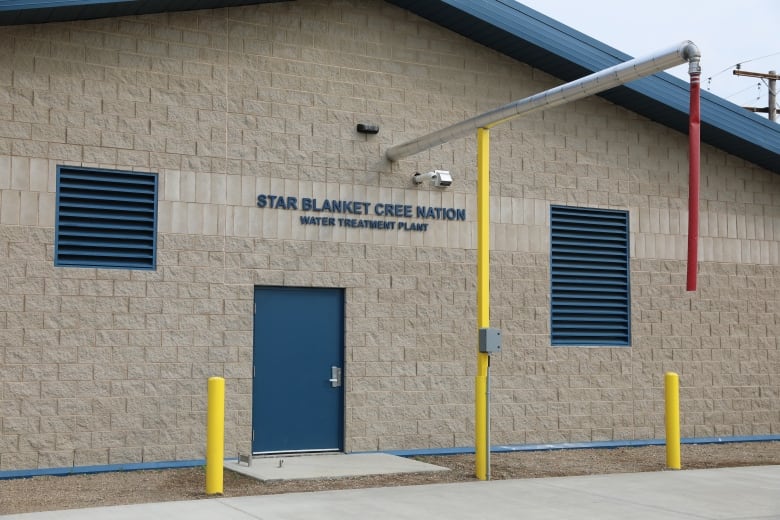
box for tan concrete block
[0,190,20,224]
[11,428,49,453]
[0,155,11,189]
[74,448,109,466]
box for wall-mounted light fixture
[356,123,379,134]
[413,170,452,187]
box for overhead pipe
[687,51,702,291]
[386,41,702,480]
[386,41,702,162]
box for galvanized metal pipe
[386,41,701,161]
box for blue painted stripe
[5,434,780,480]
[383,434,780,457]
[0,459,204,481]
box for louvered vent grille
[55,166,157,269]
[550,205,630,346]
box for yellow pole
[206,376,225,495]
[475,127,490,480]
[664,372,681,470]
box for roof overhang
[0,0,290,26]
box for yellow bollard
[475,368,488,479]
[664,372,681,469]
[206,376,225,495]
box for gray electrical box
[478,327,502,353]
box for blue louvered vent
[550,205,630,346]
[55,166,157,270]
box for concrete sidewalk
[4,465,780,519]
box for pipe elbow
[680,41,701,61]
[680,41,702,74]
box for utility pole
[733,69,778,122]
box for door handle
[329,366,342,388]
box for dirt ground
[3,442,780,515]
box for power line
[723,82,761,101]
[740,50,780,65]
[706,50,780,91]
[733,69,778,121]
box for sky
[518,0,780,117]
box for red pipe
[686,71,701,291]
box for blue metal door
[252,286,344,453]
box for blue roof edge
[0,0,290,26]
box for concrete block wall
[0,0,778,469]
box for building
[1,0,779,473]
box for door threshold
[252,449,341,457]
